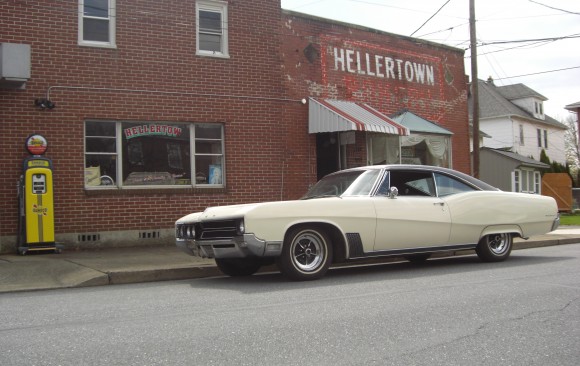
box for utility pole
[470,0,480,178]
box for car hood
[176,202,268,223]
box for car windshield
[303,169,381,199]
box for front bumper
[176,233,282,259]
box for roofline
[281,9,465,55]
[472,114,567,130]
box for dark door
[316,133,339,180]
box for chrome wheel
[476,233,513,262]
[278,226,333,281]
[487,233,510,255]
[291,231,325,271]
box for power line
[410,0,452,36]
[528,0,580,15]
[478,34,580,46]
[494,66,580,80]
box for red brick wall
[0,0,294,245]
[280,11,471,173]
[0,2,470,250]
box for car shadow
[185,252,574,294]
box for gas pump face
[32,174,47,194]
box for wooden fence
[542,173,572,212]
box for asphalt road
[1,244,579,366]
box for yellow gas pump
[17,134,61,254]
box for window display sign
[25,134,48,155]
[124,124,183,139]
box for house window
[513,168,539,194]
[79,0,116,47]
[537,129,542,147]
[519,124,525,145]
[544,130,548,149]
[513,170,520,192]
[196,0,229,58]
[85,121,224,188]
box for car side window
[388,171,436,197]
[434,173,476,196]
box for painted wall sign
[25,134,48,155]
[333,47,435,86]
[124,124,183,139]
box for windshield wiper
[301,194,341,200]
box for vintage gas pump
[17,134,62,254]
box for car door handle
[433,202,445,206]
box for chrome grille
[199,220,238,239]
[176,219,239,240]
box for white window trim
[513,168,540,194]
[78,0,117,48]
[534,171,541,194]
[196,0,229,58]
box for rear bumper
[176,233,282,258]
[551,214,560,232]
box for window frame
[84,120,225,189]
[513,168,539,194]
[196,0,229,58]
[78,0,116,48]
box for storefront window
[367,133,400,165]
[401,135,450,167]
[84,121,224,188]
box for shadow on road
[185,250,574,294]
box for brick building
[0,1,470,253]
[280,11,471,180]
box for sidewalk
[2,227,580,293]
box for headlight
[186,225,195,238]
[176,224,195,239]
[237,219,245,235]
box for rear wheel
[278,226,333,281]
[475,233,513,262]
[215,258,262,277]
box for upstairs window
[79,0,116,47]
[537,129,549,148]
[196,0,229,58]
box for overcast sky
[280,0,579,121]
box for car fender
[479,224,523,240]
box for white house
[471,78,567,164]
[469,78,568,193]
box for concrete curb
[1,231,579,294]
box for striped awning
[308,98,409,136]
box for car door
[373,170,451,251]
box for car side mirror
[389,186,398,199]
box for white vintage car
[176,165,559,280]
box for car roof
[329,165,499,191]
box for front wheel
[215,258,262,277]
[475,233,513,262]
[277,226,333,281]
